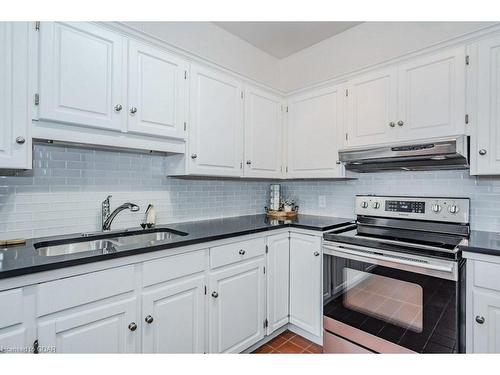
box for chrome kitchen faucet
[101,195,140,231]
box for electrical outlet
[318,195,326,208]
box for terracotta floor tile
[280,330,296,340]
[275,341,304,354]
[289,334,314,349]
[266,335,288,349]
[307,343,323,353]
[253,344,274,353]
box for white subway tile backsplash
[2,144,500,241]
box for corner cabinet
[243,85,284,178]
[287,85,347,178]
[0,22,31,170]
[345,46,466,148]
[472,34,500,175]
[289,233,322,337]
[187,64,244,177]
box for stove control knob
[360,201,369,209]
[431,203,442,213]
[448,205,459,214]
[372,202,380,209]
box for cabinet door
[472,289,500,353]
[142,274,206,353]
[397,47,466,142]
[127,40,187,139]
[287,85,345,178]
[346,67,398,147]
[189,64,243,177]
[0,22,31,169]
[0,288,35,353]
[38,22,125,131]
[475,34,500,174]
[209,257,265,353]
[243,85,283,178]
[266,233,290,334]
[37,297,137,353]
[289,233,322,337]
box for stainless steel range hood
[339,136,469,172]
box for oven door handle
[323,243,455,274]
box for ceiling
[213,22,362,59]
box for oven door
[323,241,460,354]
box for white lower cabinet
[289,233,322,337]
[208,257,266,353]
[0,231,325,353]
[472,289,500,353]
[266,233,290,334]
[0,287,35,353]
[141,274,206,353]
[37,297,138,353]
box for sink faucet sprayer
[101,195,140,231]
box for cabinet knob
[238,249,246,255]
[211,291,219,298]
[479,149,487,156]
[114,104,123,112]
[336,160,341,165]
[145,315,154,324]
[130,107,137,114]
[389,122,396,128]
[314,251,320,257]
[475,315,485,324]
[246,160,252,165]
[15,136,26,145]
[191,153,197,159]
[397,120,404,127]
[128,322,137,331]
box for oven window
[343,268,423,333]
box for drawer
[323,331,373,354]
[142,250,207,287]
[474,260,500,291]
[0,288,24,328]
[36,265,135,316]
[210,237,266,269]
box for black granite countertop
[0,214,353,280]
[459,230,500,257]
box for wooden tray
[266,210,298,219]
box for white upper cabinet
[243,85,283,178]
[397,46,466,141]
[38,22,126,131]
[474,34,500,175]
[287,85,346,178]
[346,67,398,147]
[127,40,187,139]
[188,64,244,177]
[0,22,31,170]
[345,47,466,148]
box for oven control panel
[355,195,470,223]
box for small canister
[269,184,281,211]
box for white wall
[122,21,281,90]
[279,21,497,92]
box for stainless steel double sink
[34,228,188,257]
